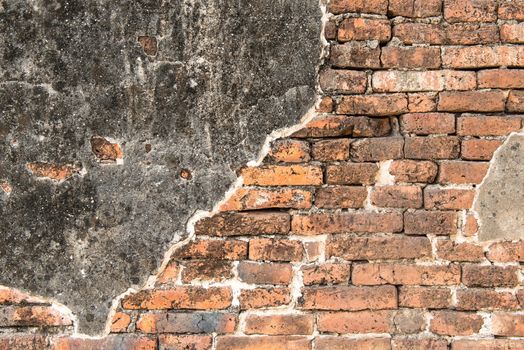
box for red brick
[293,115,391,138]
[171,239,247,261]
[327,236,431,260]
[317,96,334,113]
[0,335,47,350]
[479,69,524,89]
[216,336,310,350]
[445,23,499,45]
[182,260,233,283]
[319,69,367,94]
[408,93,437,112]
[219,188,312,211]
[159,335,211,350]
[436,240,485,262]
[337,94,408,116]
[240,165,323,186]
[136,312,236,334]
[394,23,444,45]
[249,238,303,262]
[404,136,460,160]
[499,0,524,20]
[52,336,156,350]
[381,47,441,69]
[463,214,479,236]
[393,338,448,350]
[374,70,475,93]
[326,162,379,185]
[457,115,522,136]
[438,90,506,112]
[353,263,461,286]
[121,287,232,310]
[462,265,519,287]
[399,286,452,309]
[238,262,293,285]
[0,305,72,327]
[318,310,394,333]
[444,0,497,22]
[424,188,475,210]
[195,212,290,237]
[400,113,455,135]
[430,311,483,336]
[487,241,524,262]
[315,186,367,209]
[304,242,322,262]
[388,0,442,17]
[438,161,489,184]
[452,339,524,350]
[316,337,391,350]
[390,160,438,183]
[292,212,403,235]
[244,315,314,335]
[492,313,524,336]
[301,263,351,286]
[371,185,423,208]
[311,139,350,161]
[328,0,388,15]
[456,289,519,311]
[156,261,180,285]
[443,46,524,68]
[110,312,131,333]
[330,43,381,69]
[338,18,391,43]
[351,137,404,161]
[239,288,291,309]
[268,139,310,163]
[501,23,524,43]
[404,211,458,235]
[461,139,503,160]
[299,285,397,310]
[507,90,524,112]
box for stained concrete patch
[476,133,524,242]
[0,0,320,334]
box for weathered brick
[404,136,460,160]
[317,96,334,113]
[374,70,475,93]
[311,139,350,161]
[216,336,311,350]
[438,161,489,184]
[268,139,310,163]
[219,188,312,211]
[487,241,524,262]
[52,336,156,350]
[408,93,437,112]
[492,313,524,336]
[181,260,233,283]
[462,265,519,287]
[393,338,448,350]
[292,212,403,235]
[499,0,524,20]
[371,186,423,208]
[239,288,291,309]
[399,286,452,309]
[436,241,485,262]
[330,43,381,69]
[479,69,524,89]
[404,211,458,235]
[400,113,455,135]
[241,165,323,186]
[315,186,367,209]
[338,18,391,42]
[299,285,397,310]
[326,162,379,185]
[301,263,351,285]
[351,137,404,161]
[452,339,524,350]
[249,238,303,262]
[293,115,391,138]
[388,0,442,17]
[337,94,408,116]
[461,139,503,160]
[457,289,519,311]
[328,0,388,15]
[0,305,72,327]
[424,188,475,209]
[443,46,524,68]
[319,69,367,94]
[0,335,47,350]
[381,47,441,69]
[195,212,290,237]
[507,90,524,112]
[501,23,524,43]
[110,312,131,333]
[327,236,431,260]
[238,262,293,285]
[324,20,337,41]
[463,214,479,236]
[0,287,45,304]
[316,337,391,350]
[171,239,247,261]
[394,23,444,45]
[318,310,394,333]
[136,312,236,334]
[430,311,483,336]
[444,0,497,22]
[159,335,211,350]
[390,160,438,183]
[445,23,500,45]
[26,162,81,182]
[353,263,461,286]
[303,242,322,262]
[438,91,506,112]
[244,315,314,335]
[457,115,522,136]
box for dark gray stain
[0,0,320,334]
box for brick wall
[2,0,524,349]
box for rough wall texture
[2,0,524,349]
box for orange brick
[338,18,391,42]
[0,287,45,304]
[181,260,233,283]
[436,240,485,262]
[457,289,519,311]
[353,263,461,286]
[430,311,483,336]
[462,265,519,287]
[317,96,334,113]
[315,186,367,209]
[452,339,524,350]
[110,312,131,333]
[394,23,444,45]
[327,236,431,260]
[249,238,303,262]
[159,335,211,350]
[400,113,455,135]
[381,47,441,69]
[444,0,497,23]
[293,115,391,138]
[0,305,72,327]
[268,139,310,163]
[216,336,310,350]
[219,188,312,211]
[318,310,393,333]
[136,312,236,334]
[319,69,367,94]
[501,23,524,43]
[240,165,323,186]
[330,43,381,69]
[492,313,524,336]
[405,136,460,160]
[507,90,524,113]
[499,0,524,20]
[408,93,437,112]
[316,337,391,350]
[371,185,423,208]
[326,162,379,185]
[351,137,404,161]
[393,338,448,350]
[424,188,475,210]
[301,263,351,286]
[239,288,291,309]
[195,212,290,237]
[292,212,403,235]
[445,23,499,45]
[404,211,458,235]
[461,139,502,160]
[457,115,522,136]
[328,0,388,14]
[337,94,408,116]
[311,139,350,161]
[463,214,479,236]
[487,241,524,262]
[399,286,452,309]
[52,336,156,350]
[388,0,442,17]
[299,285,397,310]
[438,91,506,112]
[238,262,293,285]
[26,162,81,182]
[479,69,524,89]
[244,314,314,335]
[437,161,489,184]
[390,160,438,183]
[171,239,247,261]
[443,46,524,68]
